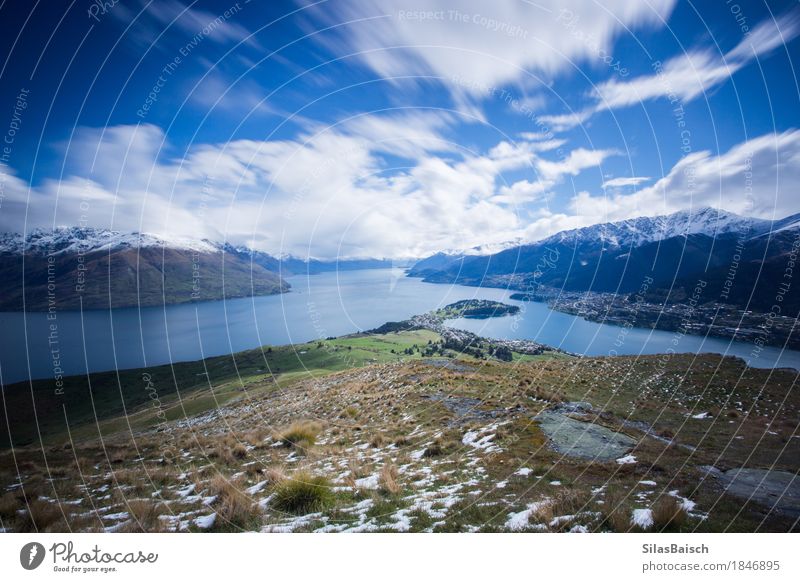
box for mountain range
[2,207,798,313]
[0,228,396,311]
[409,207,800,314]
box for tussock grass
[379,463,401,495]
[652,495,688,530]
[16,498,65,532]
[206,474,262,530]
[525,385,563,402]
[120,499,166,532]
[0,492,19,519]
[600,488,631,532]
[272,472,334,514]
[276,421,322,449]
[264,466,287,485]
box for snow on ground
[193,513,217,529]
[631,508,653,529]
[616,454,637,465]
[505,500,551,531]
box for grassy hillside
[1,327,797,533]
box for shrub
[272,473,334,514]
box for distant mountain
[406,239,522,278]
[0,228,288,311]
[409,207,800,314]
[208,243,401,275]
[0,228,407,311]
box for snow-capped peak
[0,227,220,256]
[438,238,525,257]
[541,207,775,249]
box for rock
[535,403,637,462]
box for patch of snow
[193,513,217,529]
[354,474,380,489]
[631,508,653,529]
[616,454,637,465]
[505,499,551,531]
[245,481,267,495]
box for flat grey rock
[718,468,800,517]
[535,405,636,462]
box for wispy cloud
[299,0,675,109]
[548,12,800,131]
[602,176,651,188]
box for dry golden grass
[202,474,262,531]
[232,443,248,460]
[275,421,322,449]
[601,488,631,532]
[244,429,268,447]
[120,499,167,532]
[379,463,401,495]
[652,495,688,530]
[214,489,261,530]
[264,466,287,485]
[15,498,65,532]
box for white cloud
[536,148,618,181]
[299,0,675,105]
[539,12,800,132]
[602,176,651,188]
[591,13,800,116]
[10,121,798,260]
[112,0,259,50]
[569,130,800,223]
[2,112,616,259]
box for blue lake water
[0,268,797,385]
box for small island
[369,299,547,361]
[431,299,520,320]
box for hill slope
[0,228,288,310]
[409,207,800,313]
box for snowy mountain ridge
[0,227,220,256]
[540,207,799,249]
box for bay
[0,268,796,386]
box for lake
[1,268,797,385]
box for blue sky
[0,0,798,258]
